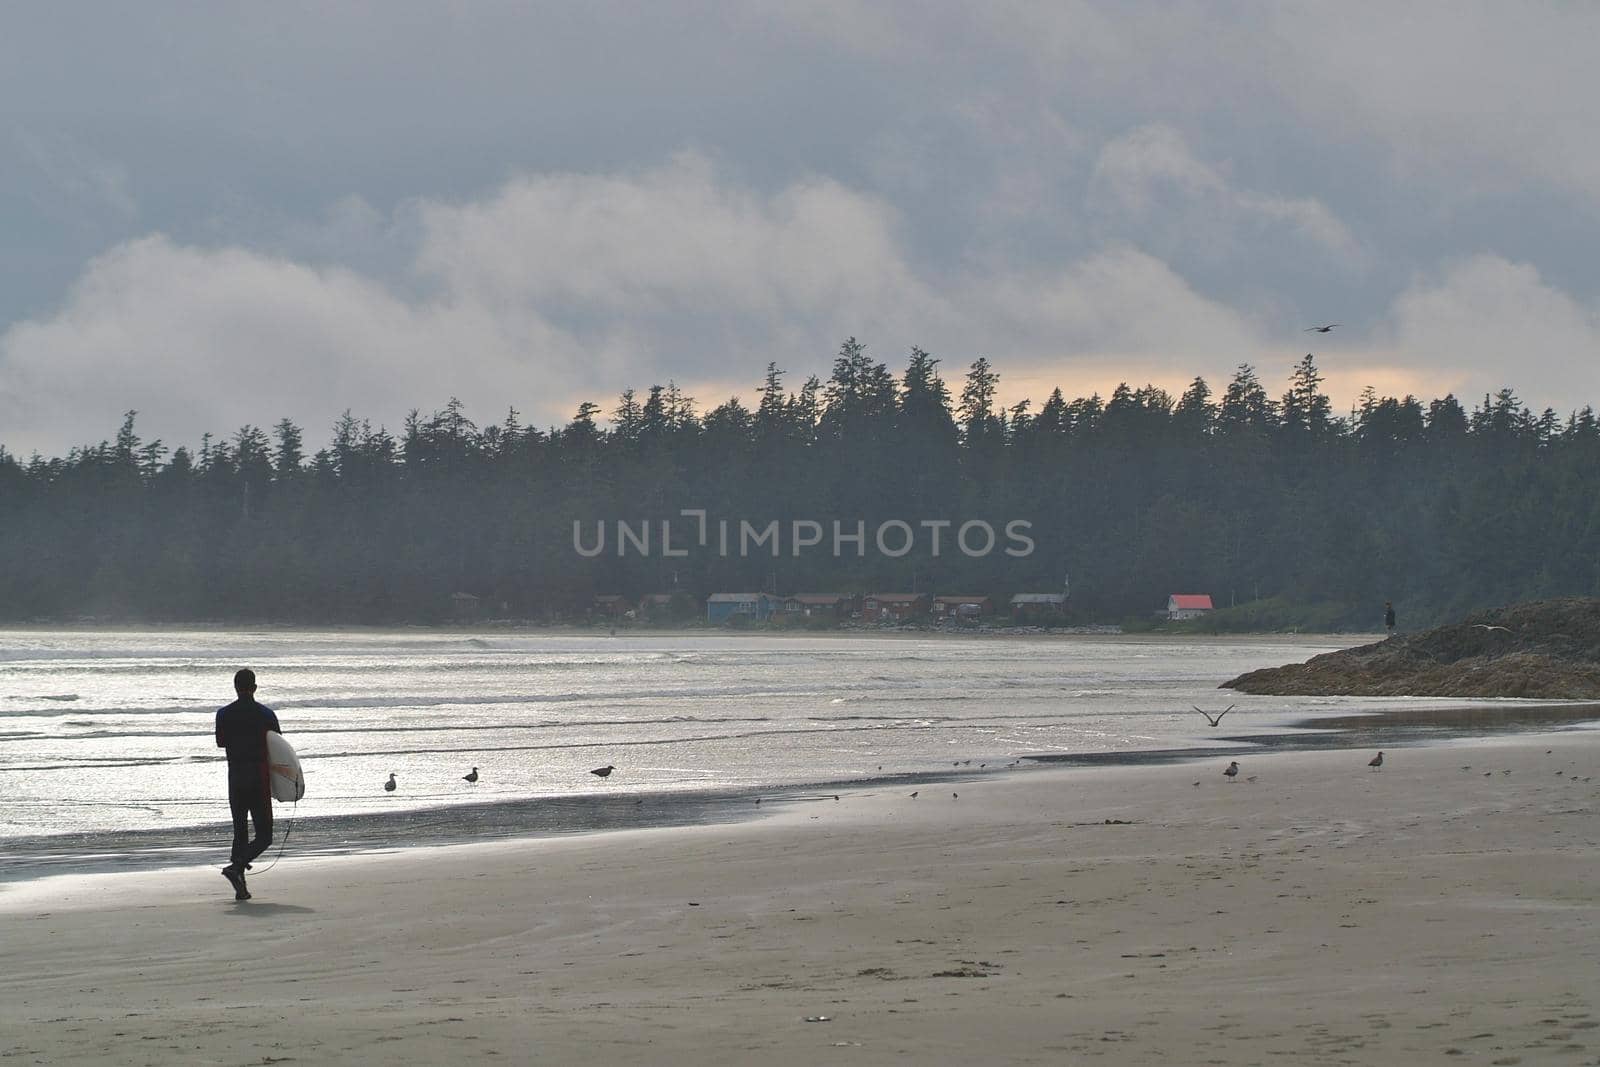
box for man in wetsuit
[215,669,281,900]
[1384,601,1396,638]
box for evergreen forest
[3,341,1597,630]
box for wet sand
[3,731,1598,1065]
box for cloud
[1,155,1280,456]
[1089,124,1362,265]
[1257,3,1600,208]
[1380,255,1600,408]
[7,151,1598,462]
[0,236,534,453]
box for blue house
[707,592,777,624]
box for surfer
[215,669,281,900]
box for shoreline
[6,700,1597,888]
[1,620,1377,643]
[3,730,1597,1064]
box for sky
[3,2,1600,458]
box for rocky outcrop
[1222,598,1600,698]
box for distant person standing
[215,669,281,900]
[1384,601,1396,638]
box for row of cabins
[460,590,1213,624]
[705,592,1070,625]
[694,592,1214,623]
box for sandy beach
[4,732,1598,1066]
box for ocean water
[0,628,1467,878]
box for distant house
[1166,594,1214,621]
[862,593,931,624]
[707,593,777,624]
[450,591,481,622]
[933,595,993,621]
[781,594,856,620]
[1010,592,1067,622]
[638,592,698,620]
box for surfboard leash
[249,800,297,876]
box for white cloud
[413,153,934,331]
[0,235,540,453]
[1381,255,1600,408]
[1089,124,1361,264]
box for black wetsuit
[216,698,282,868]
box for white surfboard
[266,731,305,803]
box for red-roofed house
[1166,594,1214,621]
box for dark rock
[1221,597,1600,698]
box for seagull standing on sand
[590,764,615,779]
[463,767,479,783]
[1368,752,1384,771]
[1224,761,1240,782]
[384,772,397,792]
[1194,704,1236,727]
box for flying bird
[1473,624,1511,633]
[1223,761,1240,782]
[1368,751,1384,771]
[590,764,615,778]
[1194,704,1236,727]
[1304,324,1340,333]
[384,772,397,792]
[463,767,479,783]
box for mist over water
[3,628,1445,835]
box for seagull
[1473,624,1511,633]
[909,791,919,798]
[1194,704,1236,727]
[952,792,959,799]
[1305,324,1340,333]
[384,772,397,792]
[590,764,615,778]
[463,767,479,783]
[1368,751,1384,771]
[1224,761,1240,782]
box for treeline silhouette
[3,341,1597,629]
